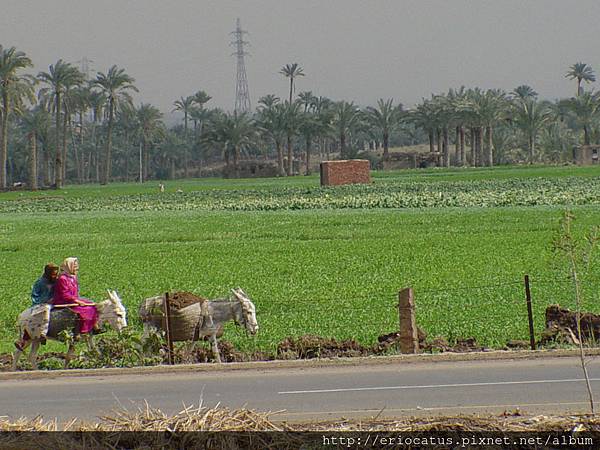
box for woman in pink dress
[52,257,98,334]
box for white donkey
[12,290,127,370]
[139,288,258,363]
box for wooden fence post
[524,275,536,350]
[164,292,175,365]
[398,288,419,353]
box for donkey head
[231,288,258,335]
[97,289,128,332]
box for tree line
[1,44,598,189]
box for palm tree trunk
[305,136,312,175]
[469,127,475,166]
[340,132,346,159]
[142,139,148,182]
[62,109,68,183]
[42,142,51,186]
[478,127,485,167]
[436,129,442,166]
[428,130,434,154]
[459,126,465,166]
[486,126,493,167]
[584,126,591,145]
[275,139,285,177]
[455,126,460,165]
[102,99,115,185]
[55,92,63,188]
[0,95,8,189]
[184,111,189,179]
[289,78,293,105]
[443,127,449,167]
[29,132,38,190]
[383,131,389,161]
[529,135,534,163]
[287,133,293,175]
[234,144,240,178]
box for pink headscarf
[60,257,79,276]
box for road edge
[2,348,599,381]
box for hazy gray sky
[2,0,599,120]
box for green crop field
[1,165,599,358]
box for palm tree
[512,99,550,162]
[20,106,50,190]
[93,65,138,185]
[173,95,195,178]
[332,101,362,159]
[87,90,106,182]
[298,109,320,175]
[203,111,257,178]
[70,84,92,182]
[193,90,212,108]
[38,59,84,188]
[564,91,600,146]
[280,63,304,104]
[257,101,286,176]
[447,87,468,165]
[258,94,280,109]
[365,98,402,162]
[136,103,164,182]
[283,100,303,175]
[298,91,315,112]
[566,62,596,97]
[0,45,33,188]
[511,85,538,101]
[409,100,439,159]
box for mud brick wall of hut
[320,160,371,186]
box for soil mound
[276,334,370,359]
[168,291,207,310]
[541,304,600,345]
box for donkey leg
[64,343,76,368]
[211,335,222,363]
[28,341,40,370]
[12,338,33,371]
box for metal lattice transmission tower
[231,18,251,113]
[76,56,94,81]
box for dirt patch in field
[277,335,371,359]
[540,304,600,345]
[168,291,207,310]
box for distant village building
[573,145,599,165]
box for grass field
[1,165,599,356]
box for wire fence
[229,275,600,349]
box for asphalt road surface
[2,357,600,422]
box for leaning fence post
[398,288,419,353]
[524,275,536,350]
[164,292,175,365]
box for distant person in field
[52,257,99,334]
[31,263,59,305]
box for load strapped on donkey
[138,288,258,363]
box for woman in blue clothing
[31,263,59,305]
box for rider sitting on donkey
[15,257,101,351]
[52,257,101,335]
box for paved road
[2,357,600,422]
